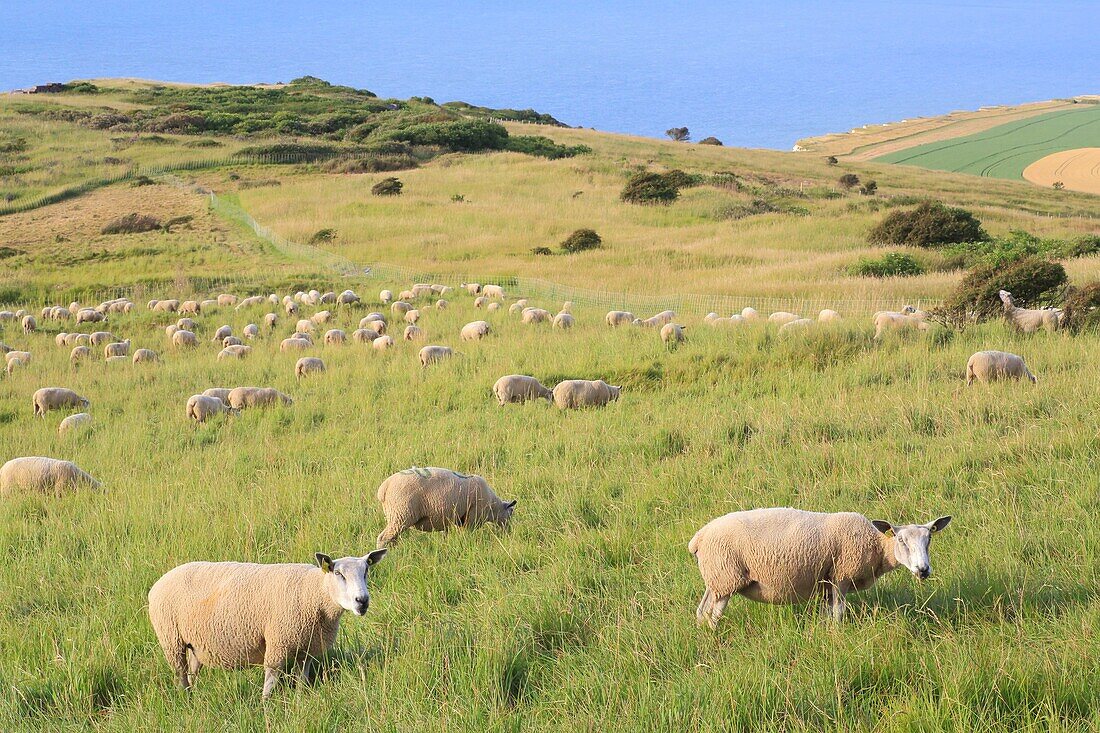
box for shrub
[698,136,723,146]
[826,156,838,166]
[662,169,704,189]
[1061,283,1100,333]
[560,229,602,253]
[847,252,924,277]
[838,173,860,189]
[129,175,155,187]
[933,256,1066,327]
[620,172,680,205]
[371,177,403,196]
[859,180,878,196]
[666,127,690,142]
[101,213,161,235]
[385,119,508,152]
[1052,181,1065,190]
[310,228,337,244]
[504,136,591,159]
[868,201,988,248]
[531,246,553,256]
[940,230,1100,268]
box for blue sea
[2,1,1097,149]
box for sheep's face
[317,550,387,616]
[496,500,518,528]
[608,386,622,401]
[874,517,951,579]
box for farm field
[1024,147,1100,195]
[874,106,1100,181]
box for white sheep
[419,345,454,366]
[172,330,199,348]
[338,289,360,305]
[352,328,378,344]
[873,313,928,340]
[689,508,951,626]
[768,312,800,326]
[818,309,841,322]
[176,317,197,331]
[165,324,180,338]
[76,308,106,324]
[32,387,89,416]
[436,299,448,310]
[58,412,93,436]
[88,331,115,347]
[741,307,760,321]
[0,456,100,495]
[404,309,420,324]
[284,301,300,317]
[319,292,337,305]
[403,325,424,341]
[460,321,491,341]
[482,284,505,299]
[324,329,346,345]
[218,345,252,360]
[966,350,1036,385]
[521,308,552,324]
[999,290,1060,333]
[6,351,31,375]
[228,387,293,410]
[217,293,238,307]
[295,357,326,380]
[379,289,393,304]
[212,325,233,342]
[153,299,181,313]
[486,302,501,313]
[391,301,412,316]
[148,550,386,698]
[606,310,636,327]
[375,467,515,546]
[202,388,233,403]
[132,348,159,364]
[660,323,686,346]
[264,313,278,330]
[222,337,245,349]
[473,296,488,309]
[186,395,236,422]
[69,346,91,365]
[638,310,675,327]
[236,295,267,311]
[778,318,814,334]
[310,310,333,325]
[552,379,622,409]
[280,337,312,352]
[461,282,482,295]
[372,335,395,351]
[243,324,260,339]
[553,312,575,329]
[493,375,553,406]
[22,315,36,334]
[200,299,218,311]
[180,300,201,315]
[104,339,131,358]
[509,299,529,316]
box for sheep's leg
[706,594,731,629]
[299,657,314,687]
[262,666,282,699]
[820,583,847,622]
[376,522,404,548]
[695,588,713,626]
[185,647,202,688]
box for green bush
[309,229,337,244]
[385,119,508,152]
[933,256,1066,327]
[371,177,403,196]
[1061,283,1100,333]
[662,169,704,189]
[838,173,860,189]
[620,172,680,205]
[504,136,590,159]
[560,229,602,253]
[531,246,553,256]
[941,230,1100,268]
[698,136,723,146]
[847,252,924,277]
[868,201,988,248]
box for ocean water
[1,0,1097,150]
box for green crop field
[875,106,1100,179]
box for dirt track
[1023,148,1100,195]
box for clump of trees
[371,177,403,196]
[868,201,988,248]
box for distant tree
[825,156,839,166]
[666,127,690,142]
[859,180,878,196]
[698,136,723,146]
[371,177,403,196]
[1052,181,1065,190]
[838,173,860,190]
[560,228,603,253]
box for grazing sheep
[172,330,199,348]
[154,300,181,313]
[483,284,505,299]
[435,299,448,310]
[200,300,218,311]
[404,309,420,324]
[319,292,337,305]
[473,296,488,309]
[704,312,720,324]
[552,379,622,409]
[375,467,515,547]
[228,387,293,410]
[391,301,412,316]
[901,305,927,320]
[238,324,258,340]
[999,290,1060,333]
[372,335,395,351]
[105,355,129,365]
[177,317,197,332]
[280,337,312,352]
[212,325,233,343]
[295,357,326,380]
[180,300,201,315]
[492,375,552,406]
[55,332,70,348]
[165,324,180,338]
[768,312,800,326]
[263,313,278,330]
[338,289,361,305]
[966,350,1037,385]
[69,346,91,365]
[460,321,491,341]
[818,309,841,323]
[222,336,243,348]
[739,307,760,321]
[0,457,100,495]
[352,328,378,344]
[379,290,393,304]
[713,315,747,327]
[58,412,93,436]
[104,339,131,358]
[236,295,267,311]
[509,300,529,316]
[311,310,333,325]
[398,290,415,301]
[217,294,238,307]
[360,314,386,329]
[553,312,575,329]
[606,310,636,327]
[218,345,252,361]
[32,387,89,416]
[202,387,233,403]
[88,332,115,347]
[778,318,814,334]
[133,348,159,364]
[324,329,346,345]
[15,309,26,318]
[419,345,454,366]
[689,508,951,626]
[148,550,386,698]
[6,352,30,375]
[660,323,687,346]
[284,301,300,317]
[5,350,31,365]
[485,302,500,313]
[873,313,928,340]
[403,325,424,341]
[521,308,552,324]
[638,310,676,328]
[411,284,433,299]
[76,308,106,324]
[461,282,482,295]
[22,315,36,334]
[186,394,236,422]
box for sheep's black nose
[355,596,369,609]
[918,568,930,579]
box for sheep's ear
[365,548,387,566]
[927,516,952,533]
[871,520,893,535]
[315,553,335,572]
[505,499,517,509]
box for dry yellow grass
[1023,148,1100,195]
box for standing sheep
[606,311,636,327]
[999,290,1060,333]
[551,380,622,409]
[509,300,529,316]
[280,337,312,352]
[202,387,233,403]
[375,467,516,547]
[132,348,159,364]
[741,307,760,321]
[172,330,199,348]
[521,308,552,324]
[212,325,233,342]
[372,335,395,351]
[966,350,1037,385]
[403,325,424,341]
[689,508,951,626]
[295,357,326,380]
[419,345,455,366]
[352,328,377,344]
[379,289,393,304]
[404,309,420,324]
[391,301,412,316]
[228,387,293,410]
[660,323,686,347]
[32,387,89,416]
[482,284,506,299]
[778,318,814,334]
[818,309,841,323]
[473,296,488,309]
[768,312,800,326]
[148,550,386,698]
[104,339,131,358]
[186,394,237,422]
[324,329,346,345]
[58,412,93,436]
[873,313,928,340]
[492,375,553,406]
[460,321,491,341]
[461,282,482,295]
[553,312,575,329]
[69,346,91,365]
[243,324,260,339]
[88,332,115,347]
[264,313,279,330]
[218,345,252,361]
[22,315,36,334]
[0,456,100,495]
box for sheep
[280,337,312,352]
[319,292,337,305]
[712,315,747,327]
[132,348,159,364]
[104,339,131,358]
[436,299,448,310]
[486,302,501,313]
[165,324,180,338]
[431,284,451,295]
[606,310,636,327]
[999,290,1060,333]
[76,308,105,324]
[148,550,386,698]
[873,313,928,340]
[338,289,361,305]
[222,336,244,348]
[324,329,346,345]
[375,467,515,547]
[186,394,236,422]
[236,295,267,310]
[180,300,201,315]
[218,345,252,361]
[521,308,552,324]
[264,313,278,330]
[15,308,26,318]
[689,508,952,626]
[202,387,233,403]
[778,318,814,334]
[70,346,91,365]
[410,284,433,299]
[0,310,15,322]
[6,352,30,376]
[768,312,800,326]
[306,290,322,305]
[741,307,761,321]
[360,314,386,329]
[818,309,841,323]
[154,299,181,313]
[460,321,491,341]
[492,375,552,406]
[284,301,300,317]
[310,310,333,325]
[901,305,927,320]
[419,345,454,366]
[461,282,482,295]
[966,350,1036,385]
[391,301,412,316]
[5,350,31,365]
[200,300,218,311]
[172,330,199,348]
[105,355,129,365]
[379,289,393,304]
[295,357,326,380]
[403,325,424,341]
[217,293,238,307]
[703,312,720,324]
[21,315,36,334]
[553,312,575,329]
[509,299,529,316]
[483,284,506,299]
[404,309,420,324]
[352,328,378,344]
[638,310,675,328]
[228,387,293,410]
[88,332,115,347]
[372,335,395,351]
[55,332,69,348]
[212,325,233,342]
[32,387,89,416]
[177,317,197,331]
[1,457,100,495]
[473,296,488,309]
[660,323,687,346]
[398,289,415,302]
[243,324,260,339]
[552,380,622,409]
[58,412,93,436]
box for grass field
[874,106,1100,180]
[2,79,1100,732]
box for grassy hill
[1,79,1099,732]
